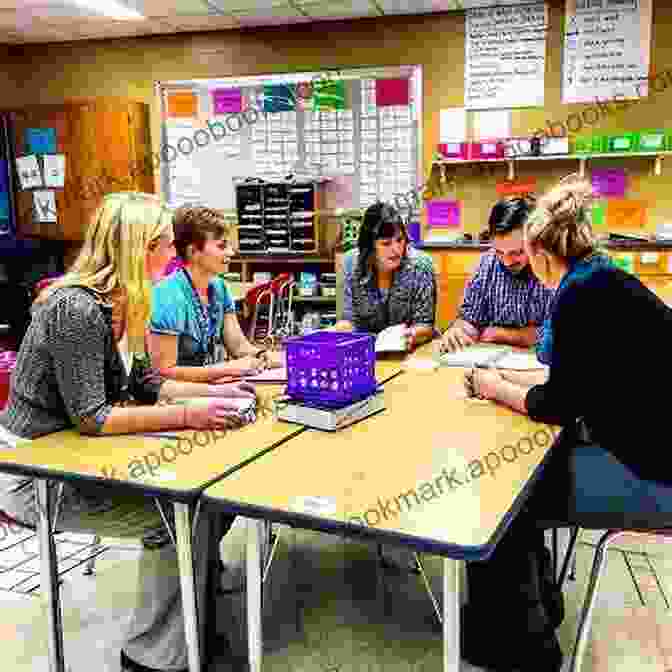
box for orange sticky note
[167,92,197,118]
[606,199,647,230]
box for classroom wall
[5,1,672,232]
[0,46,18,99]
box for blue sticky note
[0,192,9,219]
[26,127,57,154]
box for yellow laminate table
[0,357,403,672]
[204,367,559,672]
[0,405,304,672]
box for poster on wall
[562,0,652,104]
[465,2,547,109]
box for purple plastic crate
[285,331,377,408]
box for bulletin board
[156,65,423,214]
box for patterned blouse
[0,286,164,440]
[342,247,437,334]
[460,250,555,347]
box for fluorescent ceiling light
[71,0,145,20]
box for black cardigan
[526,266,672,486]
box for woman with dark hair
[335,202,437,351]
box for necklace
[182,268,218,362]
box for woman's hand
[183,399,246,430]
[472,368,503,400]
[262,350,284,369]
[217,355,265,377]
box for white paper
[474,110,511,140]
[292,495,337,517]
[562,0,652,104]
[33,191,57,223]
[439,345,512,368]
[465,2,547,109]
[438,345,547,371]
[375,324,407,353]
[439,108,467,142]
[43,154,65,188]
[16,155,42,189]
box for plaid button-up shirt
[460,250,555,350]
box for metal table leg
[36,479,65,672]
[443,558,460,672]
[174,502,201,672]
[247,518,264,672]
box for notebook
[437,345,547,371]
[375,324,407,353]
[139,397,257,438]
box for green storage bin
[572,135,591,154]
[607,132,639,153]
[573,135,606,154]
[639,130,667,152]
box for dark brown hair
[172,206,232,260]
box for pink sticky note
[591,169,626,198]
[375,78,410,107]
[324,175,354,210]
[427,200,461,228]
[212,88,243,115]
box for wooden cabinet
[7,99,153,241]
[427,250,482,330]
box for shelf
[293,295,336,303]
[434,150,672,179]
[230,256,333,264]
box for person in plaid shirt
[440,197,554,360]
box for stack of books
[274,387,385,431]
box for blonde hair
[38,192,173,353]
[525,174,597,261]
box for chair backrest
[244,281,274,312]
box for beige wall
[5,3,672,230]
[0,46,17,99]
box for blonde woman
[0,193,256,672]
[462,175,672,672]
[149,205,283,381]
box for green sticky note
[591,202,606,227]
[312,79,346,111]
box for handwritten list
[465,2,547,110]
[562,0,652,104]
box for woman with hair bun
[462,174,672,671]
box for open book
[437,345,548,371]
[375,324,407,353]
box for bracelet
[182,404,187,427]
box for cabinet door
[10,101,153,242]
[11,106,72,240]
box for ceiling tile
[235,15,314,27]
[231,5,303,19]
[295,0,380,18]
[209,0,280,10]
[139,0,212,16]
[376,0,451,14]
[154,14,239,30]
